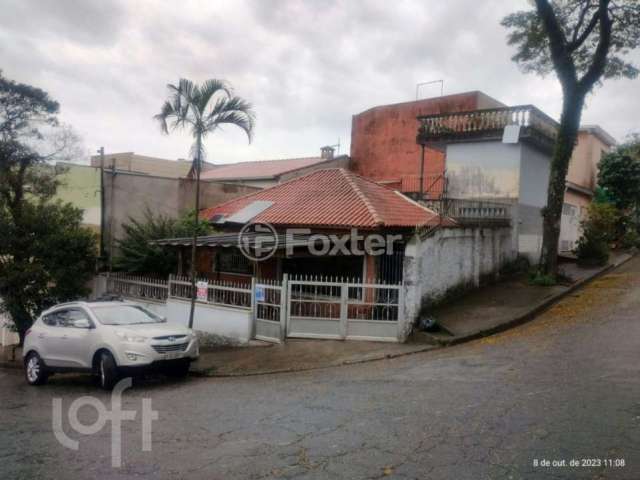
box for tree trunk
[188,135,202,329]
[539,91,585,277]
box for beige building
[90,151,193,178]
[560,125,617,252]
[198,147,351,189]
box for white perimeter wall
[166,299,253,344]
[0,300,19,346]
[402,226,515,338]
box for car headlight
[115,331,147,343]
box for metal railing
[416,104,558,145]
[106,273,169,302]
[288,275,402,322]
[422,198,512,224]
[105,273,251,309]
[169,275,252,309]
[400,173,448,198]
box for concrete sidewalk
[418,251,634,346]
[191,340,436,377]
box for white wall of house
[166,299,253,343]
[517,143,551,261]
[0,309,19,347]
[445,140,552,263]
[446,142,521,199]
[402,226,515,338]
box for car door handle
[61,335,68,340]
[38,333,46,339]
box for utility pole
[108,158,116,273]
[98,147,106,263]
[419,144,425,200]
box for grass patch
[528,270,556,286]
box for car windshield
[90,305,165,326]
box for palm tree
[155,78,255,328]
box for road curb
[189,344,438,378]
[431,253,636,348]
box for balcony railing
[422,198,512,225]
[417,105,559,149]
[400,173,447,198]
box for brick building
[350,91,505,194]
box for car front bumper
[114,338,199,368]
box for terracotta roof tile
[201,169,453,229]
[200,157,329,180]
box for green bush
[528,270,556,286]
[620,227,640,249]
[575,233,610,266]
[574,202,618,266]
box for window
[562,203,577,217]
[42,313,59,327]
[215,251,253,275]
[91,304,164,326]
[57,308,92,328]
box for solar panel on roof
[224,200,274,224]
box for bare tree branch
[579,0,614,91]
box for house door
[253,281,285,343]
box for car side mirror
[74,319,92,329]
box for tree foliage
[502,0,640,277]
[575,201,619,265]
[597,137,640,210]
[0,73,96,343]
[503,1,640,83]
[113,209,213,276]
[154,78,255,163]
[0,70,59,142]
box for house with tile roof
[159,168,453,285]
[153,167,514,342]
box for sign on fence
[255,286,265,303]
[196,281,209,302]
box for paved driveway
[1,258,639,479]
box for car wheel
[98,351,119,390]
[25,352,48,386]
[165,360,191,378]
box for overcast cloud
[1,0,638,164]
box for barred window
[215,251,253,275]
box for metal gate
[286,277,402,342]
[253,278,286,343]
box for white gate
[287,277,402,342]
[254,277,286,343]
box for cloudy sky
[1,0,638,164]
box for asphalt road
[1,257,639,480]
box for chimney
[320,146,335,160]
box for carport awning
[152,232,314,250]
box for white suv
[22,301,199,389]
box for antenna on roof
[416,80,444,100]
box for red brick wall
[350,91,504,185]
